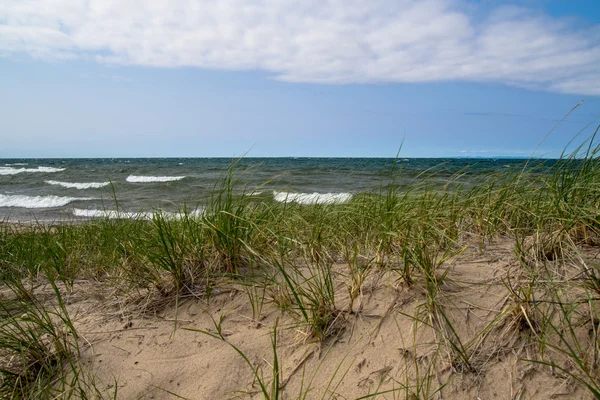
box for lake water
[0,157,541,222]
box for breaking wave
[45,180,111,189]
[73,208,203,220]
[0,194,93,208]
[73,209,155,220]
[0,166,66,175]
[273,191,352,205]
[126,175,185,183]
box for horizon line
[0,155,558,160]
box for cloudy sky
[1,0,599,157]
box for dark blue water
[0,157,540,222]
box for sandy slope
[45,236,598,399]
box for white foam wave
[5,163,29,166]
[0,194,93,208]
[0,166,66,175]
[126,175,185,183]
[45,180,111,189]
[73,209,155,220]
[73,208,203,220]
[273,191,352,205]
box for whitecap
[0,194,93,208]
[45,180,111,189]
[36,167,66,172]
[273,191,352,205]
[73,208,203,220]
[5,163,29,166]
[126,175,185,183]
[73,209,155,220]
[0,166,66,175]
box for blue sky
[1,0,599,158]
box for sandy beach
[49,235,596,399]
[2,221,600,399]
[1,151,600,399]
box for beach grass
[1,134,599,398]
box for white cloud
[1,0,599,94]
